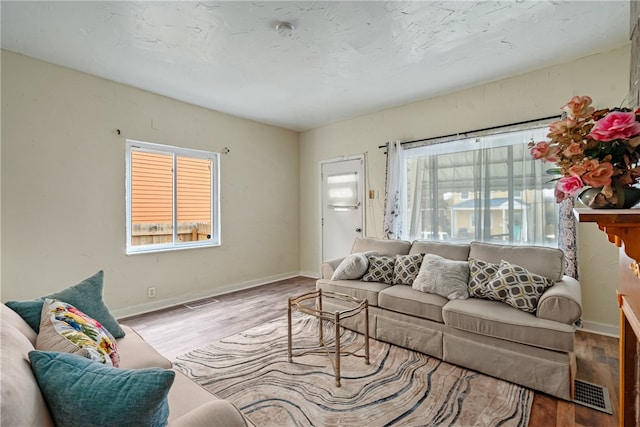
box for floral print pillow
[35,298,120,367]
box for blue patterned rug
[174,313,532,427]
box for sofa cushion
[469,241,565,281]
[351,237,411,256]
[412,254,469,300]
[36,299,120,367]
[442,298,575,352]
[467,258,500,298]
[117,325,173,369]
[29,350,174,427]
[5,270,125,338]
[362,255,395,284]
[482,261,553,313]
[168,370,248,426]
[378,285,448,323]
[392,253,423,285]
[170,400,249,427]
[316,279,389,307]
[331,253,370,280]
[1,305,54,427]
[410,241,470,260]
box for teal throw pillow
[5,270,125,338]
[29,351,174,427]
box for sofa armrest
[321,257,345,280]
[536,275,582,325]
[168,400,250,427]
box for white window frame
[125,139,220,254]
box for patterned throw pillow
[483,260,554,313]
[36,298,120,367]
[362,255,396,284]
[467,258,500,298]
[392,254,424,285]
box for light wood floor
[122,276,620,427]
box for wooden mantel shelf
[575,207,640,427]
[574,208,640,263]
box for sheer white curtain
[383,140,404,239]
[381,126,579,275]
[400,128,558,246]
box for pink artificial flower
[563,142,583,157]
[530,141,550,160]
[581,162,614,187]
[547,119,576,138]
[554,185,569,203]
[545,145,561,163]
[561,96,595,119]
[556,175,584,196]
[588,111,640,141]
[583,159,600,171]
[568,164,586,177]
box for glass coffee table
[287,289,369,387]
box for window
[126,140,220,254]
[326,172,359,211]
[400,127,558,247]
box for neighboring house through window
[400,126,558,247]
[126,140,220,254]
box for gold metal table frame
[287,289,370,387]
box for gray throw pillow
[412,254,470,300]
[331,253,369,280]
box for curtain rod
[377,115,560,149]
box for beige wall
[1,46,631,333]
[300,46,631,334]
[1,50,300,317]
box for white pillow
[331,253,370,280]
[412,254,470,300]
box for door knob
[355,228,362,232]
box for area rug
[174,313,533,427]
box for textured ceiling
[0,1,631,131]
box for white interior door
[321,157,365,262]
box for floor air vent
[184,297,219,310]
[573,379,612,414]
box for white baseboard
[579,320,619,338]
[299,270,320,279]
[114,271,302,319]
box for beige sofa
[1,303,250,427]
[316,238,582,400]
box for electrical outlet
[147,286,157,298]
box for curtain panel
[383,140,404,239]
[381,127,578,276]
